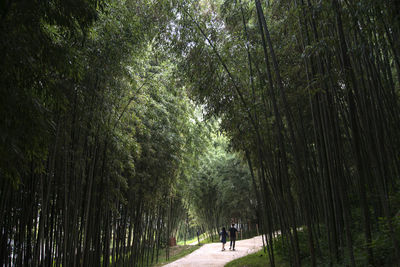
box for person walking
[219,227,228,251]
[229,223,238,250]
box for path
[163,235,264,267]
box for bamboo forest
[1,0,400,266]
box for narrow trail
[163,235,264,267]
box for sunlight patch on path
[163,235,264,267]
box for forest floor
[162,235,264,267]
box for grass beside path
[201,233,220,244]
[177,233,220,245]
[177,233,209,245]
[224,250,288,267]
[152,245,200,267]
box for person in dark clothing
[229,224,238,250]
[219,227,228,251]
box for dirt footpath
[163,235,264,267]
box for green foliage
[170,0,400,266]
[0,0,208,265]
[225,249,288,267]
[368,216,400,266]
[273,230,310,262]
[185,126,257,234]
[2,0,400,266]
[201,233,221,244]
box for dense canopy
[1,0,400,266]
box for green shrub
[273,229,310,262]
[369,215,400,266]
